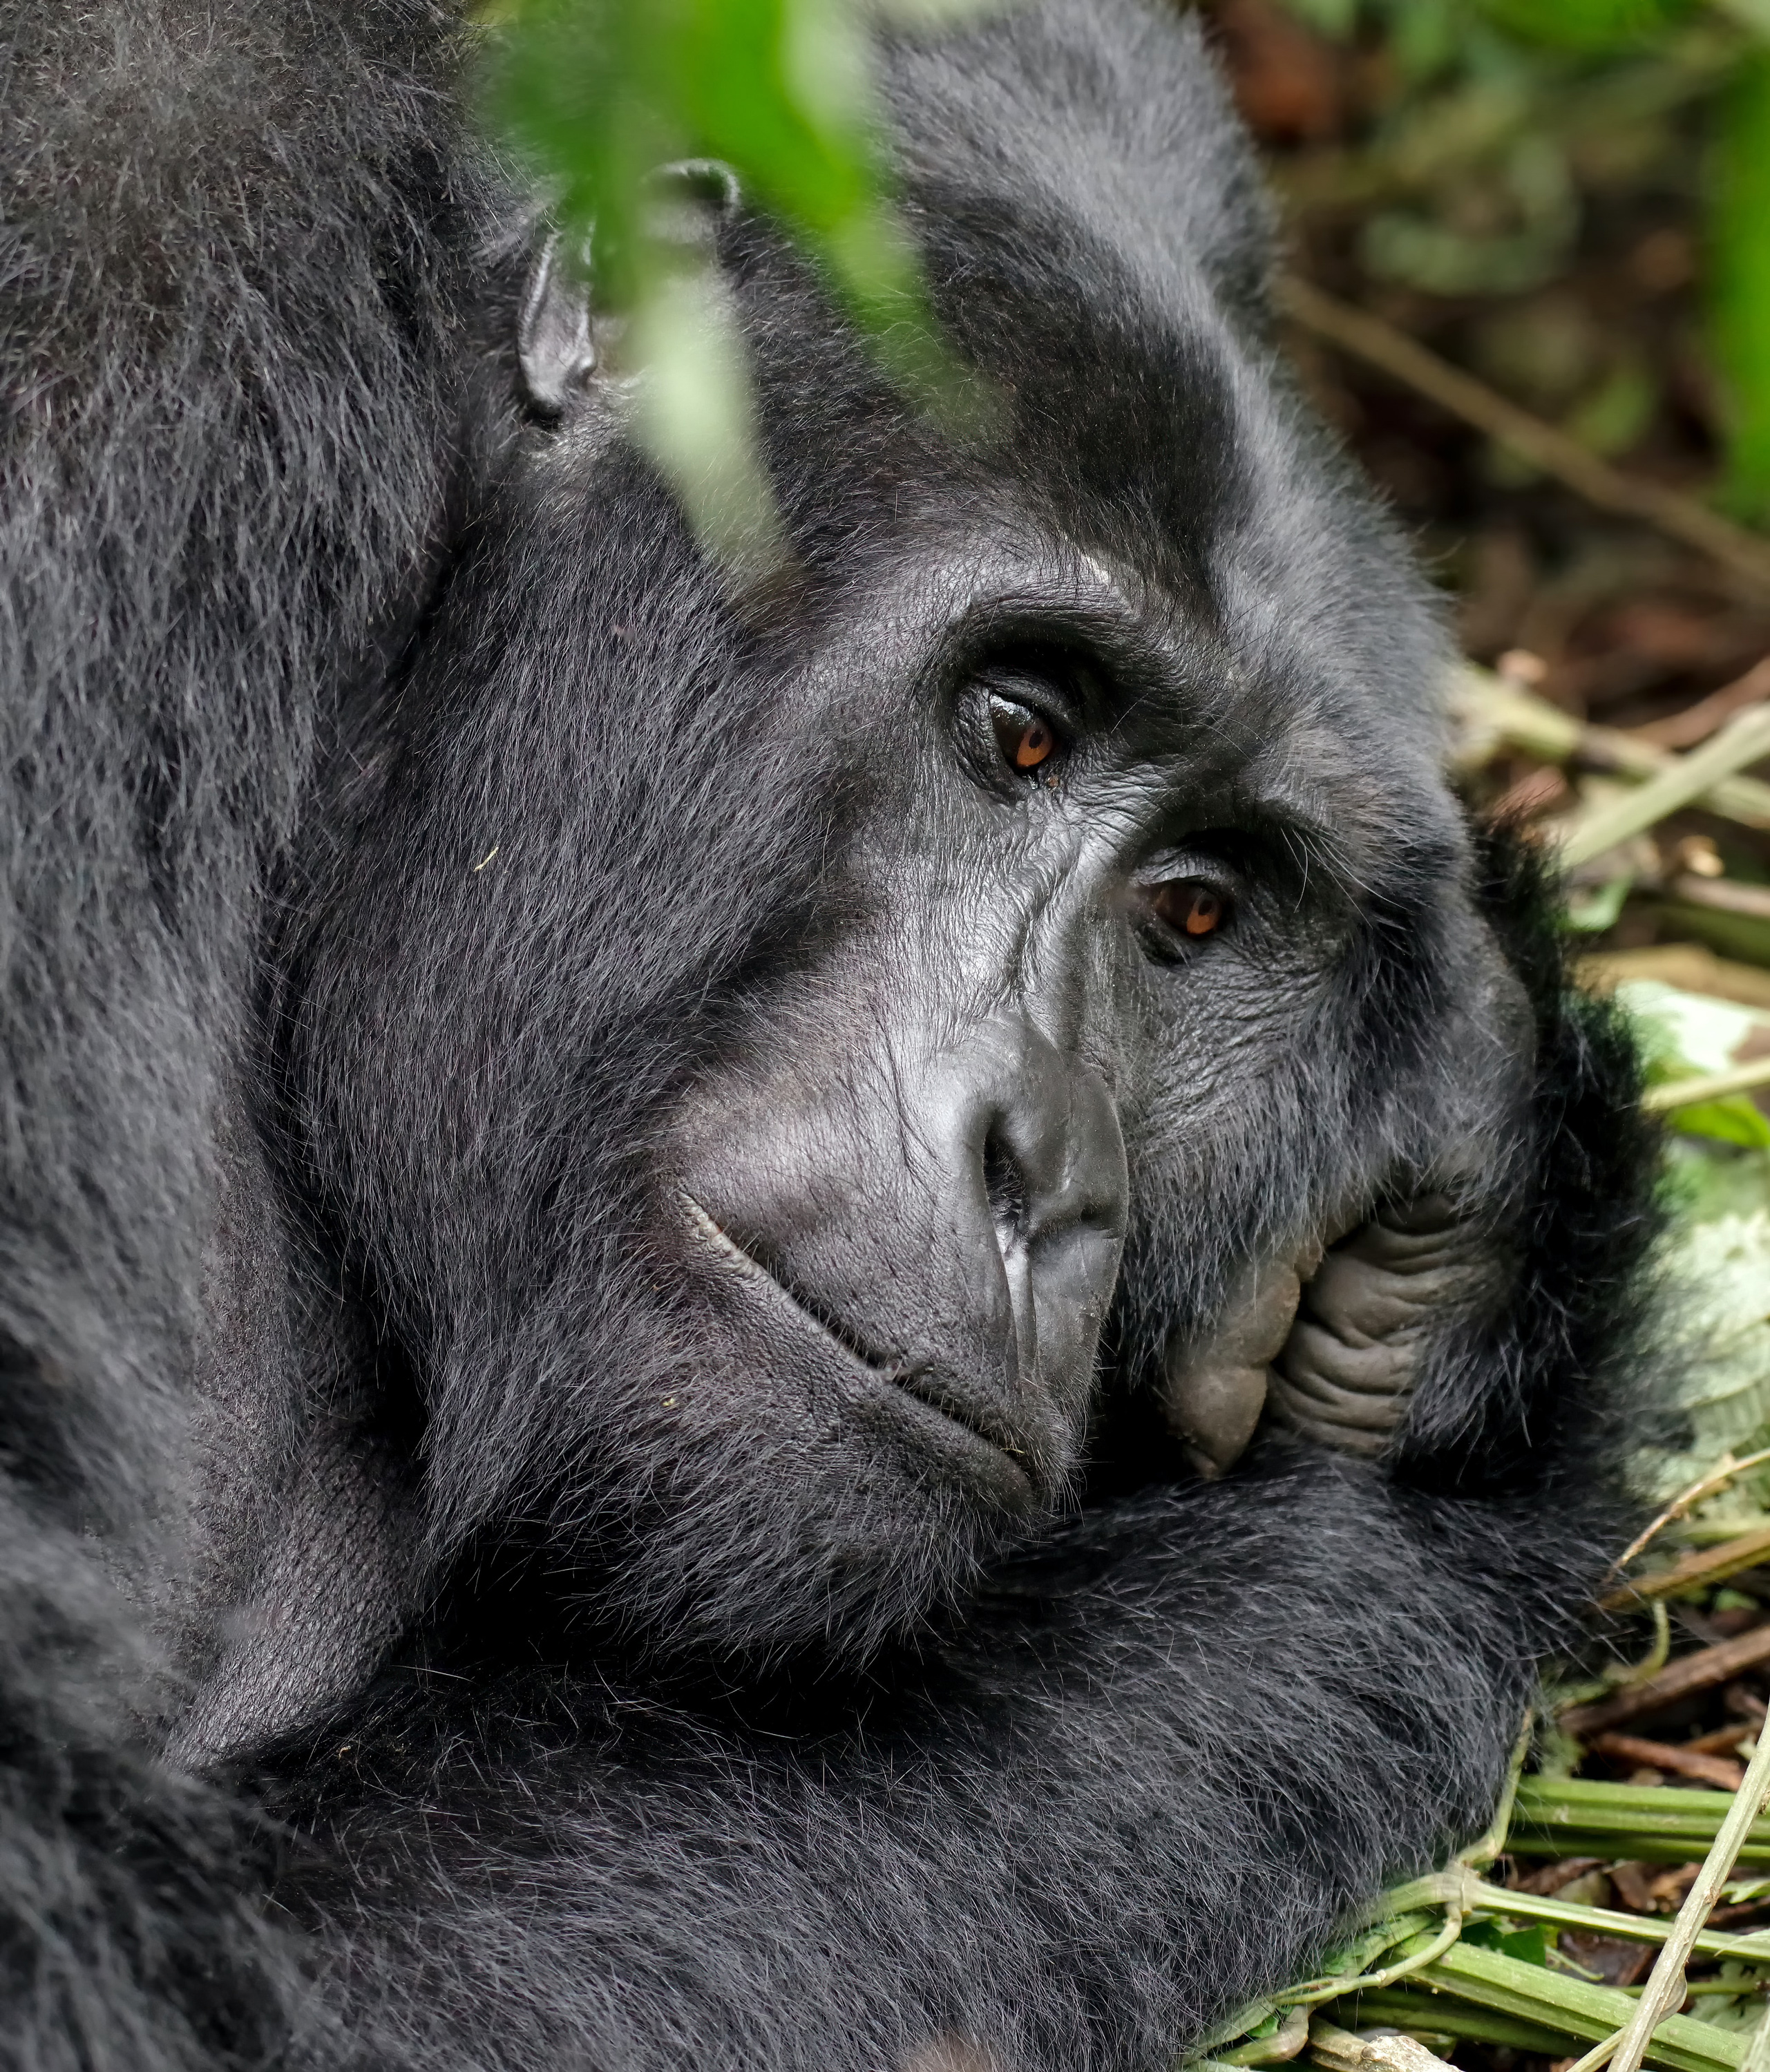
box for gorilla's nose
[938,1014,1129,1415]
[963,1017,1127,1257]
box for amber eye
[990,695,1057,773]
[1150,880,1228,940]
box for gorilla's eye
[1147,879,1230,944]
[989,695,1058,774]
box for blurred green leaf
[1563,870,1635,932]
[487,0,921,317]
[1710,51,1770,527]
[1390,0,1465,82]
[1284,0,1360,37]
[1612,980,1770,1143]
[1564,357,1657,455]
[1476,0,1691,51]
[1672,1095,1770,1148]
[1658,900,1770,968]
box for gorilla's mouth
[677,1191,1034,1491]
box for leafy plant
[479,0,981,556]
[1278,0,1770,526]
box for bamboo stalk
[1562,706,1770,869]
[1416,1941,1744,2072]
[1604,1724,1770,2072]
[1516,1776,1770,1832]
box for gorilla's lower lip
[677,1190,1034,1488]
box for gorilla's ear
[517,165,743,418]
[518,234,598,416]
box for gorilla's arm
[279,1458,1580,2072]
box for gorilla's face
[289,122,1528,1665]
[292,488,1517,1666]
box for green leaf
[1671,1096,1770,1149]
[487,0,903,302]
[1563,870,1635,933]
[482,0,969,556]
[1476,0,1691,50]
[1465,1919,1554,1966]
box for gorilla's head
[287,0,1529,1663]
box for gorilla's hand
[1160,1248,1320,1478]
[1161,1195,1503,1475]
[1268,1195,1505,1458]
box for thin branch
[1450,667,1770,831]
[1561,1624,1770,1738]
[1608,1450,1770,1575]
[1634,655,1770,750]
[1278,276,1770,600]
[1606,1724,1770,2072]
[1643,1055,1770,1113]
[1600,1522,1770,1609]
[1561,704,1770,868]
[1666,874,1770,921]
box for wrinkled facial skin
[663,560,1358,1535]
[292,494,1534,1666]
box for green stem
[1418,1942,1744,2072]
[1378,1869,1770,1966]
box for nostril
[982,1127,1027,1241]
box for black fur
[0,3,1657,2069]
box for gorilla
[0,1,1655,2067]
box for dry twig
[1602,1724,1770,2072]
[1562,1627,1770,1739]
[1644,1057,1770,1114]
[1600,1526,1770,1610]
[1562,706,1770,868]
